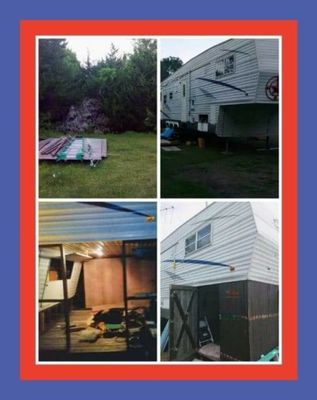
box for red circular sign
[265,76,279,101]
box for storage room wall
[84,257,156,308]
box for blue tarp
[161,127,175,140]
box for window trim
[215,54,236,78]
[185,233,196,255]
[196,225,211,250]
[184,224,212,256]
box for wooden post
[60,244,71,353]
[169,288,175,361]
[39,311,46,334]
[122,242,130,350]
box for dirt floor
[161,137,279,198]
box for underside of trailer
[162,102,278,139]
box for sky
[65,36,230,65]
[160,36,231,63]
[160,201,212,240]
[66,36,135,65]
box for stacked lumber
[38,137,107,163]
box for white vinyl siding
[161,202,279,310]
[161,39,279,129]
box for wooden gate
[169,285,198,361]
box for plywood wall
[84,257,156,308]
[127,258,156,296]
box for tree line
[39,39,157,132]
[160,56,183,82]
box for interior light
[95,248,104,257]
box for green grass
[161,139,278,198]
[39,131,157,198]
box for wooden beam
[60,244,71,352]
[121,242,130,350]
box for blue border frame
[2,0,313,397]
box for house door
[169,285,198,361]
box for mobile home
[38,202,157,361]
[161,202,279,361]
[161,39,279,138]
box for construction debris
[161,146,181,152]
[39,136,107,165]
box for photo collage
[37,35,280,364]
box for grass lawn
[39,131,157,198]
[161,139,278,198]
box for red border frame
[20,20,297,380]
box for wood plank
[39,309,127,353]
[198,343,220,361]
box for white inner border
[35,34,282,366]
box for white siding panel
[161,202,257,308]
[41,262,82,300]
[248,235,279,285]
[255,39,279,73]
[161,39,260,123]
[161,201,279,309]
[39,257,50,302]
[161,39,279,135]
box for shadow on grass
[161,137,278,198]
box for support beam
[121,242,130,350]
[60,244,71,352]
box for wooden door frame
[169,285,198,361]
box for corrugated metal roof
[39,202,157,245]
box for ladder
[198,316,214,347]
[160,320,169,352]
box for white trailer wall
[161,202,279,310]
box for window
[185,224,211,255]
[215,54,235,78]
[197,225,211,249]
[163,94,167,104]
[183,84,186,97]
[169,92,173,100]
[185,234,196,255]
[48,258,73,280]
